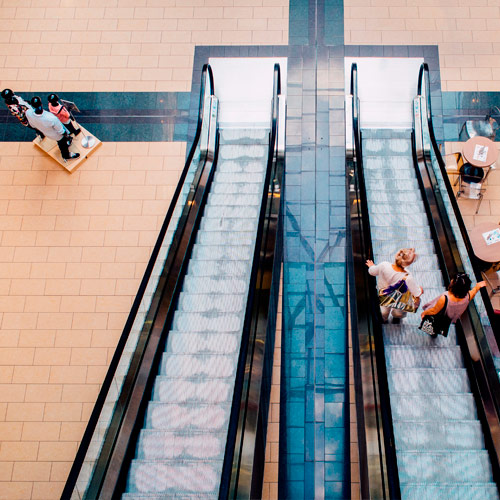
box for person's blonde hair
[395,248,415,268]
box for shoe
[64,152,80,160]
[74,128,82,136]
[391,317,401,324]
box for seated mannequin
[47,94,81,136]
[25,96,80,161]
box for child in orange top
[47,94,81,136]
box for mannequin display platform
[33,122,101,173]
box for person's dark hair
[448,273,472,298]
[48,94,59,105]
[1,89,13,101]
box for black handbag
[418,295,452,337]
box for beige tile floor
[0,0,499,498]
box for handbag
[378,276,419,313]
[418,295,452,337]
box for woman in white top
[366,248,423,324]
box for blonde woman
[366,248,423,324]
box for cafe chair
[482,267,500,296]
[456,163,489,214]
[444,152,464,186]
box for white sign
[482,228,500,246]
[473,144,488,162]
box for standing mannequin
[1,88,45,139]
[26,96,80,161]
[47,94,81,136]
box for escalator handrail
[61,64,215,499]
[417,62,500,338]
[349,63,401,499]
[221,63,284,499]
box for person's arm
[421,294,446,319]
[366,260,380,276]
[48,113,66,136]
[406,276,423,298]
[469,281,486,300]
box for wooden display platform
[33,123,101,173]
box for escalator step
[369,202,425,215]
[125,459,222,496]
[165,332,240,354]
[365,189,422,203]
[172,311,242,333]
[212,181,262,194]
[205,193,261,207]
[369,212,429,227]
[218,143,268,160]
[385,345,463,369]
[219,127,269,145]
[195,230,255,246]
[388,368,470,394]
[371,238,435,255]
[364,155,413,170]
[185,259,249,277]
[392,420,485,450]
[398,450,493,483]
[213,171,265,185]
[158,353,236,378]
[181,275,248,294]
[202,204,259,219]
[365,167,416,180]
[151,377,232,404]
[215,159,266,174]
[371,225,431,240]
[399,482,499,500]
[177,292,245,313]
[382,325,457,346]
[200,217,256,232]
[135,430,227,460]
[390,393,477,421]
[143,402,231,431]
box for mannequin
[26,96,80,161]
[1,88,45,139]
[47,94,81,136]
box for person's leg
[390,309,407,324]
[65,120,81,136]
[57,136,79,160]
[380,306,391,322]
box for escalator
[348,62,500,499]
[63,64,285,499]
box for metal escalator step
[172,311,242,333]
[191,244,252,261]
[388,368,470,394]
[200,217,256,232]
[371,225,431,240]
[123,494,218,500]
[382,325,457,346]
[125,459,222,496]
[390,393,477,421]
[385,345,463,369]
[364,156,413,170]
[181,275,248,294]
[195,230,254,246]
[215,159,266,174]
[185,259,249,277]
[218,143,268,160]
[399,482,499,500]
[366,189,422,203]
[177,292,245,313]
[202,204,259,219]
[363,138,412,155]
[158,353,236,378]
[135,430,227,460]
[219,127,269,145]
[397,450,493,483]
[213,171,265,185]
[143,402,231,431]
[205,193,261,207]
[392,420,485,451]
[212,182,262,194]
[371,239,434,256]
[365,168,416,180]
[165,332,240,354]
[366,178,420,192]
[151,377,233,404]
[369,212,429,227]
[368,202,424,215]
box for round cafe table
[469,222,500,269]
[462,136,499,168]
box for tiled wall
[345,0,500,92]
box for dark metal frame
[220,63,285,500]
[62,64,217,499]
[347,63,401,500]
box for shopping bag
[378,278,419,313]
[418,296,452,337]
